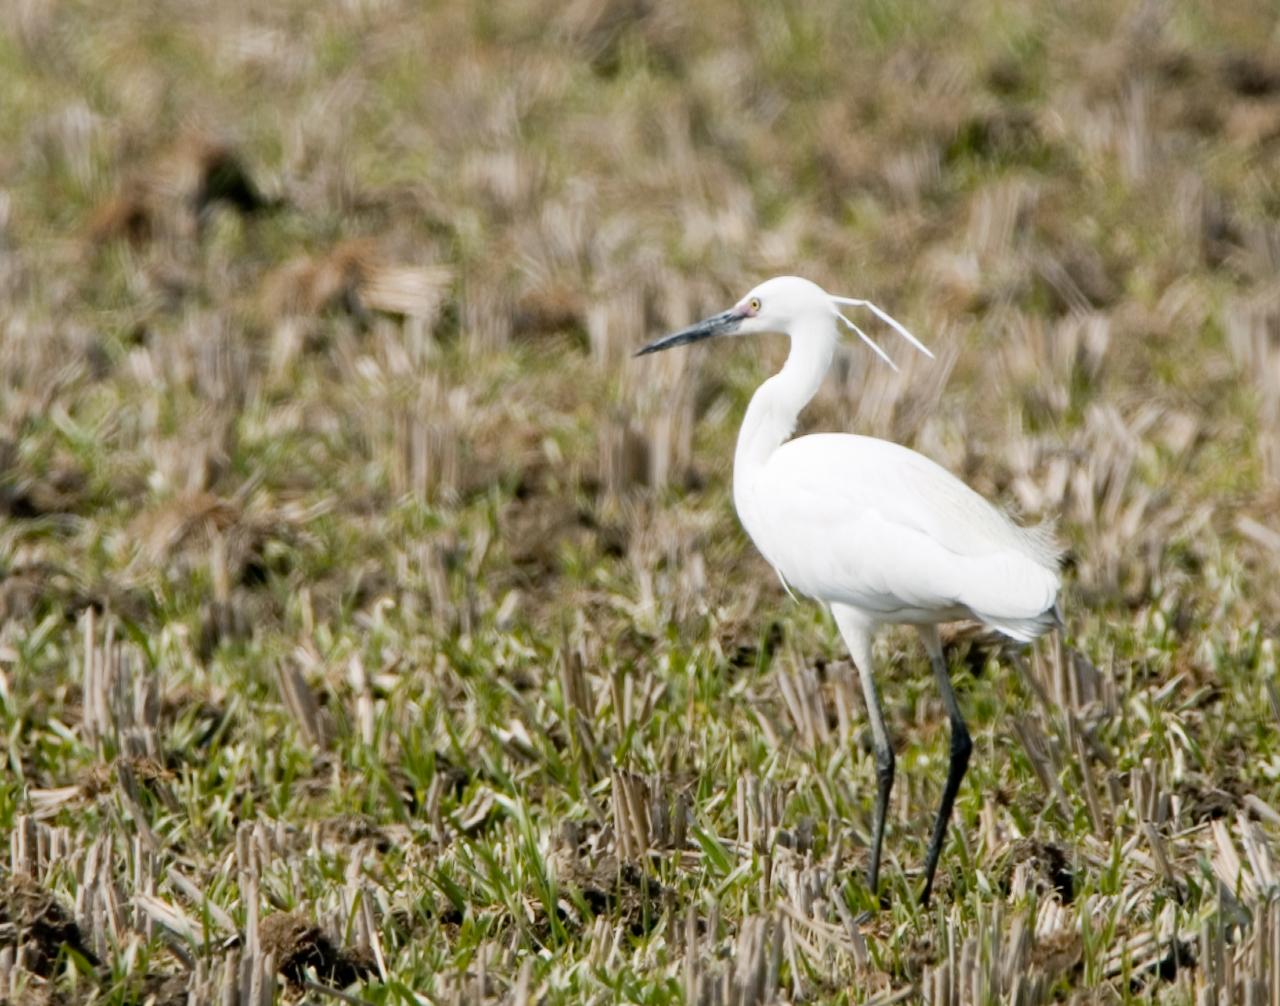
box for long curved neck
[734,316,836,479]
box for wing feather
[740,434,1061,631]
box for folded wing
[743,434,1061,640]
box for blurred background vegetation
[1,0,1279,1002]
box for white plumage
[637,274,1063,907]
[741,434,1061,641]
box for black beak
[634,309,743,356]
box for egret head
[635,275,931,370]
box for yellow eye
[749,298,761,313]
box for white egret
[636,276,1062,906]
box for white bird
[636,275,1062,906]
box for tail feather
[960,550,1061,637]
[981,604,1061,644]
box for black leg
[919,629,972,906]
[833,607,894,900]
[870,734,895,897]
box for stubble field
[2,1,1280,1002]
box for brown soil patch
[555,851,667,936]
[258,911,375,990]
[132,972,189,1006]
[0,875,99,976]
[1000,838,1075,903]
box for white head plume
[829,295,933,371]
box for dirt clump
[258,911,375,990]
[132,971,189,1006]
[0,875,99,976]
[1000,838,1075,903]
[552,844,667,937]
